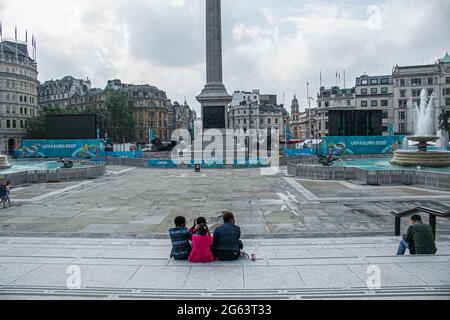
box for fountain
[391,90,450,167]
[0,155,12,169]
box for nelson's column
[196,0,231,130]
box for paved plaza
[1,166,450,239]
[0,166,449,300]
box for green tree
[106,91,135,142]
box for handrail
[391,207,450,238]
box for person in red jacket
[189,223,216,263]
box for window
[361,101,368,107]
[361,80,368,85]
[399,123,407,134]
[381,78,389,84]
[444,88,450,96]
[400,90,406,98]
[412,89,421,97]
[371,79,378,85]
[428,89,434,96]
[347,100,351,106]
[381,100,388,107]
[12,120,16,128]
[399,112,406,120]
[325,101,329,108]
[371,100,378,107]
[6,120,10,128]
[267,119,271,124]
[275,119,279,124]
[382,111,389,119]
[361,88,368,95]
[446,77,450,84]
[411,78,422,86]
[446,98,450,106]
[400,79,406,87]
[428,77,434,85]
[381,87,388,94]
[382,125,388,132]
[371,88,378,94]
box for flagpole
[0,21,3,55]
[15,26,18,60]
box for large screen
[45,114,97,139]
[328,110,382,136]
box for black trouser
[215,250,240,261]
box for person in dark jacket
[212,212,243,261]
[397,215,437,255]
[0,180,7,209]
[169,216,192,260]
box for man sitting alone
[397,215,437,256]
[169,216,192,260]
[211,212,243,261]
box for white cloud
[1,0,449,114]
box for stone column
[197,0,231,131]
[206,0,223,85]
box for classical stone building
[316,86,355,137]
[170,100,197,134]
[0,39,39,155]
[228,90,290,140]
[36,77,195,143]
[355,74,394,135]
[39,76,92,108]
[392,53,450,135]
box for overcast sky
[1,0,449,114]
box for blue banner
[283,148,315,156]
[322,136,405,155]
[18,140,105,158]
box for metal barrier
[2,163,106,186]
[391,207,450,238]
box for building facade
[39,76,92,108]
[316,86,356,137]
[36,77,196,143]
[228,90,290,140]
[0,39,39,155]
[355,74,394,136]
[392,53,450,135]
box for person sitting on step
[397,215,437,256]
[169,216,192,260]
[211,212,243,261]
[189,223,216,263]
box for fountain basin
[391,136,450,167]
[390,150,450,167]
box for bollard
[429,214,437,239]
[394,216,401,236]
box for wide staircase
[0,236,449,300]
